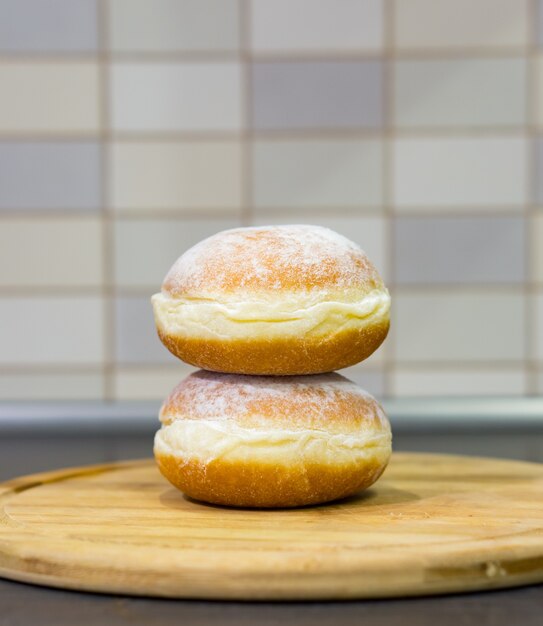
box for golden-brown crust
[157,317,389,376]
[155,451,389,508]
[162,225,384,297]
[160,370,387,432]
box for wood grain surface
[1,453,543,600]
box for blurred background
[0,0,542,477]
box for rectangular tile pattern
[0,0,98,52]
[109,0,240,52]
[252,61,382,130]
[0,218,103,287]
[392,368,526,397]
[111,63,242,131]
[394,0,529,50]
[394,291,525,363]
[393,137,527,209]
[114,218,241,288]
[394,58,527,128]
[0,374,104,401]
[0,297,104,365]
[0,63,100,133]
[393,217,525,285]
[111,142,243,211]
[254,140,383,209]
[0,0,540,400]
[115,296,178,365]
[0,142,101,210]
[250,0,383,53]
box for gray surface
[251,61,383,130]
[115,296,178,364]
[393,217,525,284]
[0,0,98,52]
[0,567,543,625]
[0,142,101,211]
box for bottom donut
[154,370,392,508]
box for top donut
[152,225,390,376]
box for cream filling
[154,419,392,465]
[151,289,390,339]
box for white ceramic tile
[251,0,383,53]
[115,296,177,365]
[340,364,386,395]
[0,141,101,211]
[0,373,104,400]
[534,216,543,284]
[111,63,242,131]
[109,0,240,52]
[0,218,103,287]
[393,217,525,285]
[393,137,527,209]
[536,292,543,362]
[0,297,104,365]
[395,0,529,51]
[114,217,241,288]
[394,291,525,363]
[254,140,383,209]
[111,142,242,211]
[252,61,383,130]
[536,56,543,128]
[395,58,526,128]
[114,365,196,400]
[0,0,98,52]
[0,63,100,133]
[391,367,526,397]
[252,214,388,281]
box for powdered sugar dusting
[160,370,388,431]
[162,225,383,296]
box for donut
[151,225,390,375]
[154,370,392,508]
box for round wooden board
[1,453,543,600]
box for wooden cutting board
[1,453,543,600]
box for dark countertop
[1,578,542,626]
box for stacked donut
[152,225,392,508]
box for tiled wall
[0,0,542,400]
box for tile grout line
[0,361,534,376]
[240,0,252,227]
[0,48,536,63]
[0,284,540,297]
[526,0,539,394]
[382,0,395,398]
[97,0,115,401]
[0,5,540,399]
[0,207,536,219]
[0,127,536,141]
